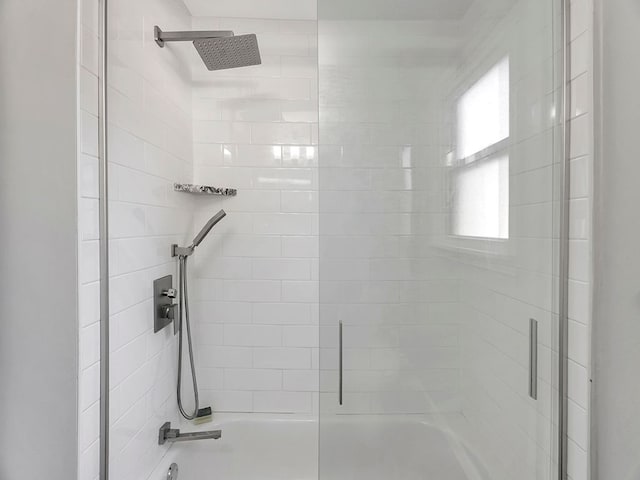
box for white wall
[566,1,594,478]
[190,16,320,415]
[0,1,79,479]
[77,2,102,477]
[77,8,321,478]
[77,0,195,479]
[446,2,595,478]
[317,19,462,416]
[439,3,560,479]
[592,0,640,478]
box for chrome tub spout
[158,422,222,445]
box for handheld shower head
[192,210,226,248]
[172,209,227,258]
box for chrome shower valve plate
[154,275,176,333]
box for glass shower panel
[318,1,562,479]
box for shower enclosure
[96,0,566,478]
[317,0,564,478]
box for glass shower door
[318,1,562,479]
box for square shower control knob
[162,288,177,299]
[160,303,178,320]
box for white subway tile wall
[566,0,593,478]
[439,4,563,479]
[317,15,463,415]
[455,13,556,480]
[78,1,102,478]
[315,1,561,478]
[77,0,195,478]
[189,16,319,415]
[77,2,592,480]
[441,1,593,478]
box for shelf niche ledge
[174,183,237,197]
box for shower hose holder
[172,244,194,257]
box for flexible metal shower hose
[177,255,200,420]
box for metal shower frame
[98,0,109,478]
[558,0,572,478]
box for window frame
[444,54,512,256]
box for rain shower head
[154,26,261,71]
[193,35,261,71]
[192,210,226,248]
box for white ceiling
[183,0,317,20]
[183,0,473,21]
[321,0,473,21]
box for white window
[451,57,510,240]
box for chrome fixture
[154,26,261,71]
[153,275,178,333]
[167,463,179,480]
[172,210,227,420]
[158,422,221,445]
[172,209,226,258]
[558,1,571,477]
[338,321,343,406]
[98,0,110,478]
[529,318,539,400]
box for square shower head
[193,34,262,71]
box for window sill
[432,235,515,271]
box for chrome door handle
[529,318,538,400]
[339,321,343,406]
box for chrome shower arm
[154,26,261,71]
[155,26,234,47]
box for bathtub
[148,414,480,480]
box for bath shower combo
[153,23,262,447]
[81,1,575,477]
